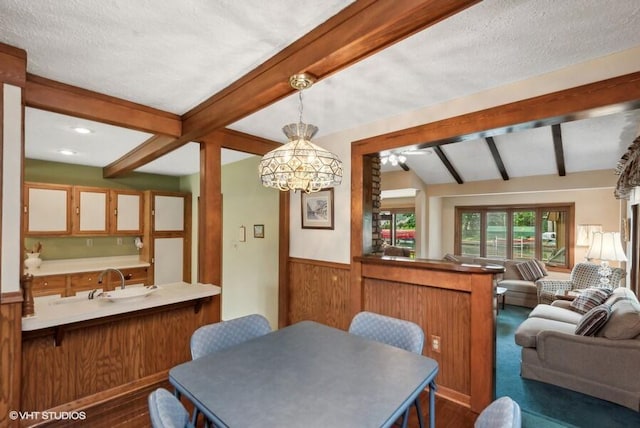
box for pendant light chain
[298,91,304,124]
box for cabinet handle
[76,207,80,214]
[24,206,27,213]
[125,273,133,280]
[114,209,118,216]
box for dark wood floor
[405,394,478,428]
[186,392,479,428]
[38,385,478,427]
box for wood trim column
[0,41,27,428]
[199,140,222,322]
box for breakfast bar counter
[22,282,221,331]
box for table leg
[429,381,436,428]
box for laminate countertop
[22,282,221,331]
[23,255,150,277]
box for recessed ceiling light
[72,126,93,134]
[58,149,76,156]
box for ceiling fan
[380,148,431,171]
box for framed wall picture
[301,188,334,229]
[254,224,265,238]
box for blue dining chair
[190,313,272,360]
[148,387,193,428]
[349,311,427,428]
[474,396,521,428]
[189,314,272,426]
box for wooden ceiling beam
[551,124,566,176]
[202,128,281,155]
[25,74,181,137]
[353,71,640,154]
[485,136,509,180]
[433,146,463,184]
[104,0,480,177]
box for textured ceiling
[3,0,640,180]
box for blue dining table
[169,320,439,428]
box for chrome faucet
[97,268,126,290]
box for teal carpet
[496,305,640,428]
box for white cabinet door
[26,184,71,234]
[73,187,109,235]
[112,191,143,234]
[154,195,184,231]
[153,237,184,285]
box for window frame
[454,203,574,270]
[379,208,415,249]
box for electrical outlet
[86,238,93,247]
[116,237,123,245]
[431,335,441,353]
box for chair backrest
[190,313,271,360]
[148,388,192,428]
[348,311,424,354]
[474,396,521,428]
[570,262,625,289]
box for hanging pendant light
[259,73,343,193]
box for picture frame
[254,224,265,238]
[301,188,334,229]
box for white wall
[288,47,640,265]
[222,156,279,328]
[1,84,22,294]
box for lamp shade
[259,122,343,193]
[586,231,627,262]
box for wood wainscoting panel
[0,299,23,428]
[21,299,217,413]
[287,258,351,330]
[363,278,471,396]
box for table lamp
[585,231,627,288]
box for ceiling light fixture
[380,154,407,166]
[258,73,342,193]
[72,126,93,134]
[58,149,76,156]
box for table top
[170,320,439,428]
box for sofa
[443,254,569,308]
[514,287,640,410]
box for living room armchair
[536,262,625,304]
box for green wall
[25,158,182,190]
[24,159,186,260]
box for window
[379,210,415,249]
[455,204,573,268]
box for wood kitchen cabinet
[110,189,144,235]
[31,274,68,297]
[31,267,150,298]
[72,186,110,235]
[143,191,191,285]
[24,182,144,237]
[69,271,102,293]
[24,183,72,235]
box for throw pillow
[569,287,613,314]
[516,260,545,281]
[443,253,459,262]
[575,304,611,336]
[534,258,548,276]
[598,298,640,339]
